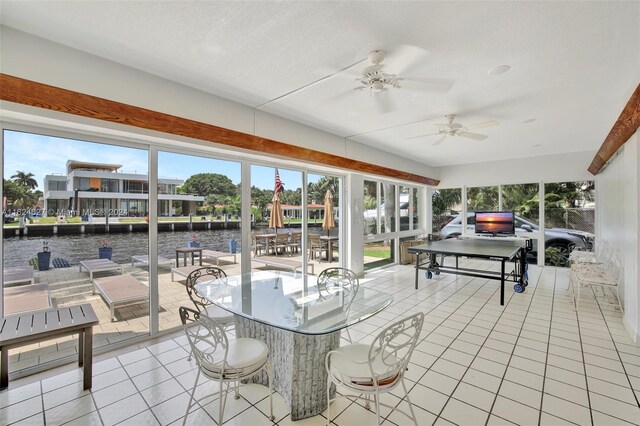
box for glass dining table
[195,270,393,420]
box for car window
[468,216,475,225]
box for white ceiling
[1,1,638,167]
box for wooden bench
[252,257,314,275]
[0,304,99,390]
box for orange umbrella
[322,190,335,236]
[269,191,284,231]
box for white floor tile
[452,382,495,412]
[407,383,449,415]
[542,394,592,425]
[0,395,42,425]
[491,395,540,425]
[43,394,95,425]
[441,398,489,425]
[99,393,148,426]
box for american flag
[275,168,284,194]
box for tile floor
[1,259,640,425]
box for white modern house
[43,160,204,217]
[0,2,639,425]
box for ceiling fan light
[371,80,385,93]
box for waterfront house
[43,160,204,217]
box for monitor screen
[474,211,515,235]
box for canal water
[3,229,245,267]
[2,228,334,267]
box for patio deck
[3,255,342,376]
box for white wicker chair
[179,306,274,425]
[325,312,424,426]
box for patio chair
[179,306,274,425]
[326,312,425,426]
[251,232,266,256]
[272,233,290,256]
[317,267,359,343]
[52,258,70,268]
[288,232,302,254]
[308,234,326,261]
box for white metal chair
[179,306,274,425]
[570,249,623,312]
[325,312,424,426]
[317,267,359,343]
[186,266,235,329]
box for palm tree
[11,171,38,189]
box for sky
[3,130,323,190]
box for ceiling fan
[407,114,500,146]
[328,46,453,113]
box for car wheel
[547,241,571,266]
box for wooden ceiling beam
[0,74,439,186]
[588,83,640,175]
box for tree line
[180,173,339,220]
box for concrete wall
[436,151,595,188]
[596,130,639,341]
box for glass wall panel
[432,188,462,236]
[363,180,377,235]
[250,166,304,272]
[308,173,341,274]
[544,181,595,266]
[502,183,539,224]
[466,186,499,212]
[364,239,395,270]
[399,186,410,231]
[411,187,419,230]
[380,183,396,233]
[2,130,149,374]
[157,151,241,331]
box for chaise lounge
[3,266,35,287]
[3,283,52,316]
[92,274,149,321]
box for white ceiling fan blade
[385,45,429,74]
[400,77,455,93]
[460,132,488,141]
[433,123,453,129]
[375,91,395,114]
[406,132,441,140]
[464,120,500,131]
[432,135,447,146]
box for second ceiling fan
[407,114,500,146]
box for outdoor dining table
[195,270,393,420]
[175,247,203,267]
[320,235,339,261]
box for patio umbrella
[269,190,284,231]
[322,189,335,236]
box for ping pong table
[408,237,532,305]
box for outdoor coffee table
[175,247,203,267]
[195,270,392,420]
[79,259,123,280]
